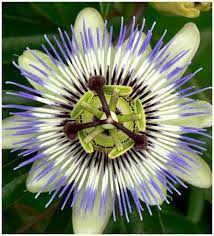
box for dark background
[2,2,212,233]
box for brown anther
[64,119,108,140]
[113,121,147,149]
[88,76,105,91]
[133,134,148,149]
[88,76,111,117]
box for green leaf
[99,2,113,19]
[19,192,59,213]
[44,199,73,233]
[187,187,205,224]
[3,205,23,233]
[204,187,212,204]
[3,34,53,64]
[31,2,99,27]
[104,203,202,233]
[160,210,199,233]
[107,16,122,39]
[3,150,30,185]
[104,206,163,233]
[3,173,28,210]
[3,3,57,38]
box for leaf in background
[160,210,199,233]
[19,192,58,213]
[104,206,163,233]
[107,16,122,40]
[3,34,53,64]
[204,187,212,204]
[112,2,138,22]
[104,204,200,234]
[189,27,212,102]
[3,3,56,38]
[3,173,28,210]
[3,205,23,233]
[99,2,113,19]
[31,2,99,28]
[3,150,30,185]
[12,202,58,233]
[44,199,73,233]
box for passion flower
[3,7,212,234]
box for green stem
[187,187,205,224]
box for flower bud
[151,2,211,18]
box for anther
[88,76,105,91]
[113,121,147,149]
[64,119,108,140]
[88,76,111,117]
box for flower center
[64,76,147,159]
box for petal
[146,177,167,205]
[160,99,212,128]
[2,116,35,149]
[26,156,67,193]
[163,22,200,77]
[169,149,212,188]
[18,49,63,93]
[121,31,152,71]
[72,183,112,234]
[136,175,167,206]
[74,7,108,48]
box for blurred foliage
[2,2,212,234]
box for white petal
[18,49,63,93]
[26,157,67,193]
[163,22,200,76]
[2,116,35,149]
[74,7,108,48]
[121,31,152,70]
[161,99,212,128]
[72,184,112,234]
[136,176,167,206]
[169,149,211,188]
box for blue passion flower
[3,7,212,234]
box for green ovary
[70,85,146,159]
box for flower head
[3,7,212,234]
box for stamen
[109,89,120,112]
[88,76,111,117]
[118,114,142,123]
[81,101,103,119]
[84,126,104,143]
[113,121,147,149]
[64,119,108,139]
[110,129,123,151]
